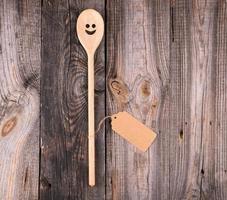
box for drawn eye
[86,24,90,28]
[92,24,96,28]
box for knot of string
[95,115,112,135]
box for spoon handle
[88,54,95,186]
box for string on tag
[95,115,112,134]
[94,112,157,151]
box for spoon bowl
[77,9,104,55]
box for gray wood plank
[213,1,227,199]
[169,0,194,199]
[40,0,105,199]
[106,0,170,199]
[190,1,217,199]
[0,0,41,199]
[169,0,216,199]
[106,0,227,199]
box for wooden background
[0,0,227,199]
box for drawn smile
[85,30,96,35]
[85,24,96,35]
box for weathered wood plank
[0,0,41,199]
[190,1,217,199]
[106,0,227,199]
[169,0,218,199]
[169,1,192,198]
[170,1,194,199]
[213,1,227,199]
[40,0,105,199]
[106,0,170,199]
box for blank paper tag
[111,112,157,152]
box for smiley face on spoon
[85,23,96,35]
[77,9,104,54]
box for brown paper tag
[111,112,157,152]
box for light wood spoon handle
[88,54,95,186]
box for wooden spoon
[76,9,104,187]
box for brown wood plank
[106,0,170,199]
[40,0,105,199]
[190,0,217,199]
[169,1,192,198]
[169,0,218,199]
[213,1,227,199]
[0,0,41,199]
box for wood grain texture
[40,0,105,199]
[1,0,227,199]
[106,0,170,199]
[0,0,41,199]
[106,0,227,199]
[214,1,227,199]
[170,0,219,199]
